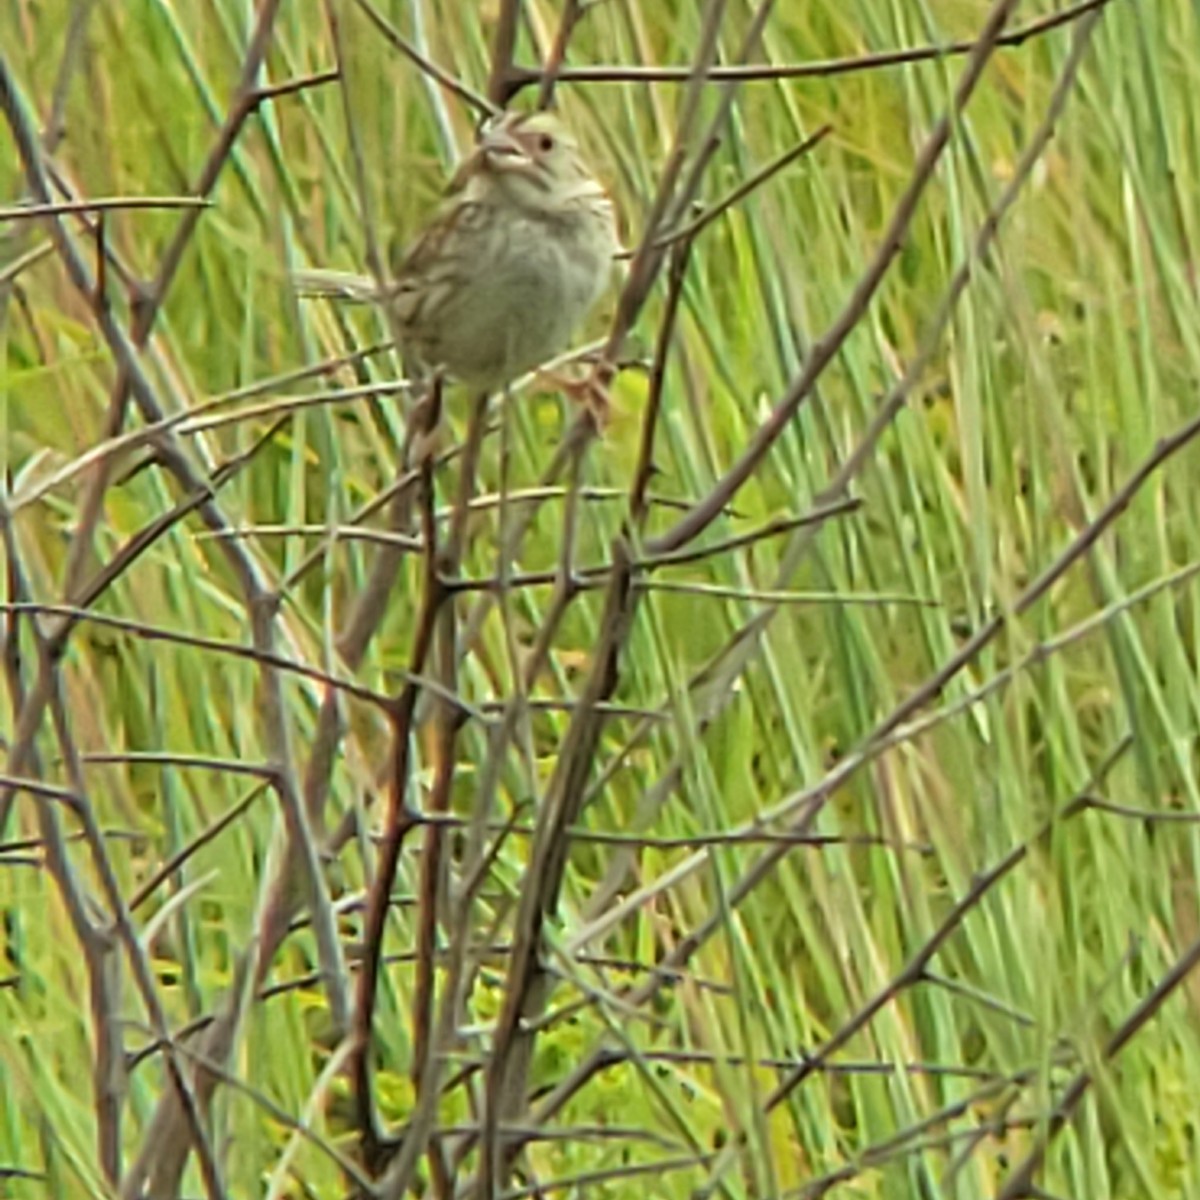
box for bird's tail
[292,268,381,304]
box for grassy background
[4,0,1200,1197]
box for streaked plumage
[297,111,617,392]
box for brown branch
[994,927,1200,1198]
[350,380,449,1167]
[697,744,1131,1198]
[645,0,1028,556]
[251,68,339,103]
[453,0,757,689]
[412,392,488,1093]
[1,17,381,1187]
[126,783,271,912]
[486,0,524,108]
[350,0,496,117]
[572,0,1111,917]
[376,401,599,1199]
[516,5,1116,1144]
[502,0,1110,92]
[0,504,128,1186]
[136,0,284,338]
[480,541,636,1198]
[629,231,695,528]
[39,678,232,1200]
[0,603,402,711]
[654,123,831,250]
[535,0,585,111]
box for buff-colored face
[462,111,599,209]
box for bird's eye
[537,133,555,153]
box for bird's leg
[534,359,613,428]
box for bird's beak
[447,118,534,191]
[477,120,534,175]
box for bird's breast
[406,204,613,389]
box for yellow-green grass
[3,1,1200,1197]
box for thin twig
[646,0,1029,555]
[502,0,1110,92]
